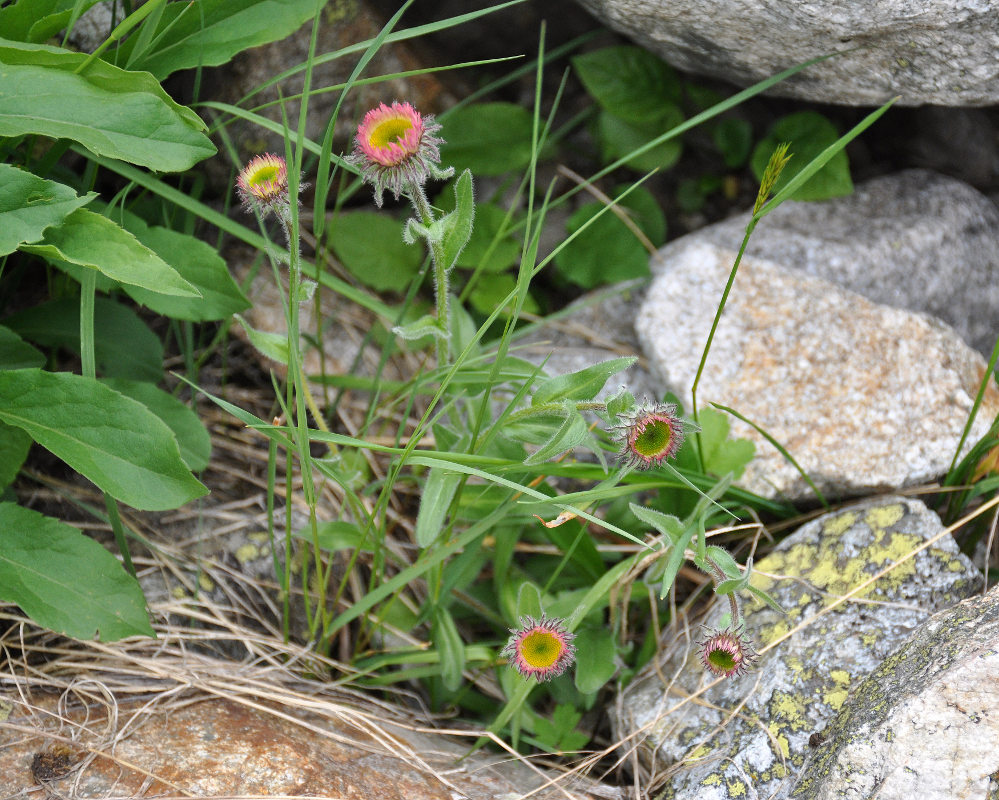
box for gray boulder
[612,496,983,800]
[574,0,999,106]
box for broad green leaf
[0,38,214,171]
[233,314,289,365]
[3,297,163,382]
[0,163,95,257]
[750,111,852,202]
[440,102,535,176]
[293,520,374,553]
[21,208,200,297]
[415,467,461,548]
[713,117,753,168]
[0,325,44,370]
[433,606,465,692]
[596,107,684,172]
[0,369,207,511]
[695,407,755,479]
[554,186,664,288]
[0,0,105,43]
[0,422,31,488]
[536,704,589,752]
[108,207,250,320]
[328,211,424,292]
[455,202,521,273]
[0,502,154,640]
[573,627,617,694]
[468,273,539,316]
[523,411,590,465]
[532,357,637,406]
[572,46,682,122]
[438,169,475,273]
[107,0,321,80]
[102,378,211,472]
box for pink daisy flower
[502,615,576,682]
[612,401,686,469]
[346,101,451,206]
[236,153,290,216]
[697,627,758,678]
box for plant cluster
[5,0,991,763]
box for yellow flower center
[369,117,414,149]
[634,420,671,457]
[521,630,561,668]
[249,164,282,187]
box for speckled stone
[635,240,999,501]
[788,586,999,800]
[654,170,999,356]
[573,0,999,106]
[613,496,983,800]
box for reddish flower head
[502,615,576,682]
[697,627,758,678]
[236,153,290,216]
[346,101,451,206]
[613,401,686,469]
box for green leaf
[750,111,852,202]
[455,202,521,273]
[532,357,637,406]
[695,407,755,479]
[0,38,214,171]
[328,211,424,292]
[21,208,200,298]
[415,467,461,548]
[515,581,544,620]
[0,422,32,489]
[0,502,154,640]
[713,117,753,168]
[440,102,535,176]
[110,207,250,321]
[554,186,664,288]
[392,313,447,343]
[572,46,681,122]
[523,410,590,466]
[573,627,617,694]
[596,107,684,172]
[0,0,105,43]
[628,503,684,545]
[438,169,475,273]
[101,379,211,472]
[108,0,322,80]
[0,163,95,257]
[233,314,288,365]
[468,273,539,316]
[0,369,207,511]
[535,704,589,752]
[293,520,373,553]
[3,296,163,382]
[0,325,44,370]
[433,606,464,692]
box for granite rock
[635,240,999,501]
[612,496,983,800]
[788,586,999,800]
[573,0,999,106]
[656,170,999,356]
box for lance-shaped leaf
[0,369,208,511]
[0,163,95,257]
[108,0,325,80]
[0,38,214,171]
[21,208,200,297]
[0,502,155,640]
